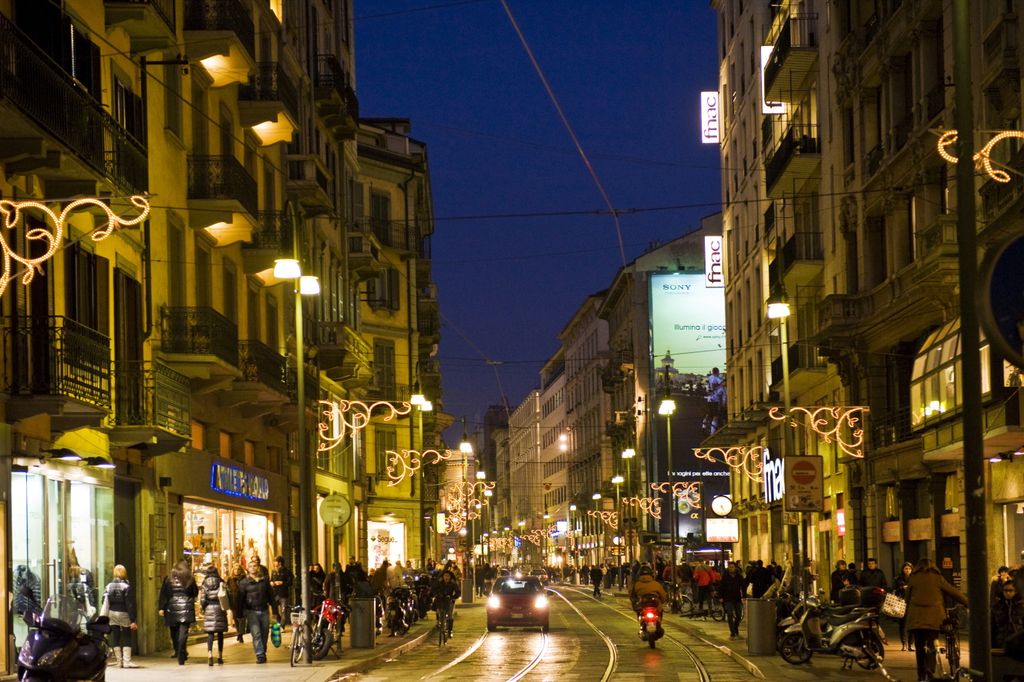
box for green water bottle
[270,620,282,648]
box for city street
[100,584,973,681]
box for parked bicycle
[929,606,982,681]
[289,606,307,667]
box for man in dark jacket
[590,564,604,597]
[830,560,850,602]
[238,566,274,663]
[859,558,887,589]
[270,556,293,626]
[719,561,747,638]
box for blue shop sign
[210,463,270,501]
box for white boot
[110,647,122,666]
[122,646,139,668]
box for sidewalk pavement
[99,606,477,682]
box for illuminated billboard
[650,272,726,377]
[700,91,720,144]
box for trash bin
[461,578,474,604]
[350,597,377,648]
[745,598,777,655]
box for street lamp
[611,475,624,570]
[273,247,320,664]
[458,418,474,602]
[658,368,677,586]
[622,448,636,564]
[767,290,801,596]
[568,503,577,579]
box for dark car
[486,577,550,632]
[529,568,550,586]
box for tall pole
[952,3,990,678]
[779,313,801,596]
[292,210,313,664]
[667,411,676,586]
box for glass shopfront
[11,468,113,645]
[367,519,406,568]
[183,501,274,576]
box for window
[374,427,397,480]
[370,191,392,244]
[247,284,261,341]
[373,340,396,398]
[244,440,255,466]
[266,294,279,349]
[910,319,994,427]
[219,430,233,458]
[367,268,400,310]
[113,77,146,144]
[195,241,212,307]
[64,242,109,334]
[223,260,238,323]
[168,217,186,306]
[191,420,206,450]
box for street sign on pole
[783,455,823,512]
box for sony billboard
[651,272,726,375]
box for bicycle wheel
[290,624,306,667]
[678,595,695,617]
[710,601,726,622]
[437,612,446,646]
[946,631,961,674]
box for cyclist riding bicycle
[630,565,668,614]
[432,570,460,637]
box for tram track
[557,585,764,681]
[418,628,549,682]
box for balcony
[2,316,111,431]
[864,144,884,179]
[353,217,416,253]
[239,62,300,145]
[814,294,867,350]
[0,15,148,196]
[418,356,442,402]
[913,215,958,287]
[184,0,255,86]
[104,0,176,52]
[313,54,359,140]
[780,231,823,289]
[237,340,288,400]
[187,155,258,232]
[871,405,917,451]
[418,307,441,347]
[159,307,239,384]
[765,123,820,198]
[286,154,333,213]
[348,230,386,281]
[242,211,286,274]
[764,14,819,103]
[925,82,945,121]
[316,321,373,389]
[108,360,191,455]
[365,382,410,404]
[770,342,826,396]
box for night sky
[355,1,722,442]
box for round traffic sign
[791,461,817,485]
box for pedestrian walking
[101,564,139,668]
[993,579,1024,648]
[308,563,327,609]
[858,557,887,589]
[906,557,968,682]
[227,563,247,643]
[199,564,228,665]
[719,561,747,639]
[158,561,198,665]
[590,564,604,597]
[270,556,293,625]
[238,564,274,663]
[891,562,913,651]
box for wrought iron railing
[764,202,776,236]
[240,62,299,122]
[763,13,818,93]
[239,340,287,394]
[248,211,286,250]
[184,0,255,58]
[2,316,111,409]
[0,15,148,194]
[765,123,819,190]
[161,307,239,367]
[112,360,191,436]
[925,82,945,120]
[770,343,825,385]
[872,405,914,448]
[782,231,823,267]
[106,0,176,32]
[313,53,359,118]
[286,366,320,404]
[353,218,415,252]
[188,155,258,217]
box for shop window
[191,420,206,450]
[910,319,994,427]
[183,502,272,582]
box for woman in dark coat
[199,565,228,666]
[905,557,967,682]
[227,563,247,643]
[891,562,913,651]
[992,580,1024,649]
[158,560,198,665]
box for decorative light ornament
[0,195,150,298]
[317,399,412,452]
[768,405,868,459]
[693,445,766,482]
[622,496,662,520]
[384,449,423,486]
[651,481,702,510]
[937,129,1024,183]
[587,509,618,529]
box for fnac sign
[705,236,724,288]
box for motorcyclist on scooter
[630,565,668,613]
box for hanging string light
[587,509,618,529]
[651,481,702,510]
[937,129,1024,183]
[693,446,766,482]
[768,405,868,459]
[317,399,412,452]
[622,496,662,520]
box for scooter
[18,600,111,681]
[413,575,433,619]
[636,595,665,649]
[386,587,414,636]
[778,598,888,673]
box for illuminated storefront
[367,518,406,568]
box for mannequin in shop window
[14,565,41,617]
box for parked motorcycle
[413,575,433,619]
[310,597,348,660]
[18,599,111,681]
[387,587,415,636]
[636,595,665,649]
[778,597,887,672]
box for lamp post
[622,448,635,565]
[273,245,320,664]
[411,389,432,566]
[658,369,677,586]
[459,421,473,602]
[592,492,602,565]
[568,503,577,581]
[767,292,800,596]
[611,475,624,572]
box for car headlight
[514,572,522,578]
[534,595,549,609]
[487,595,501,609]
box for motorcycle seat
[826,610,864,627]
[825,605,859,617]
